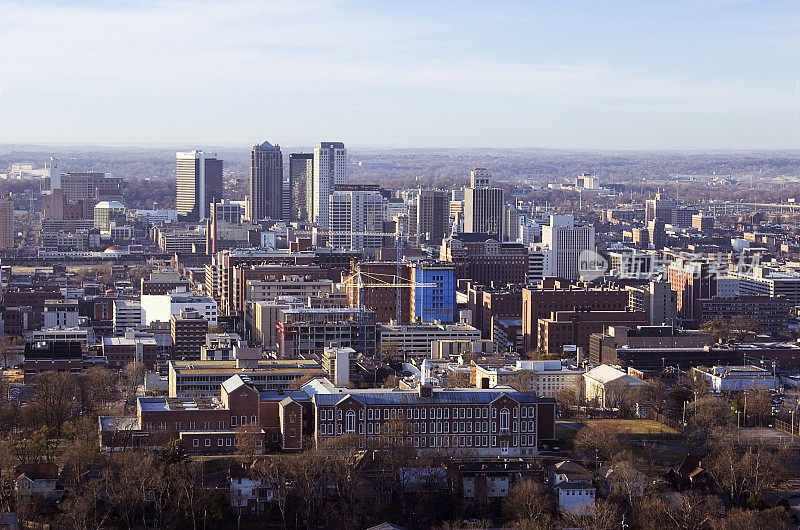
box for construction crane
[341,268,436,359]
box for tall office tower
[645,192,677,223]
[282,179,291,220]
[0,196,13,249]
[463,168,505,240]
[56,172,123,219]
[249,141,283,221]
[505,204,522,242]
[289,153,314,221]
[46,157,60,190]
[176,151,223,222]
[329,185,384,253]
[412,190,449,246]
[470,168,491,189]
[312,141,347,226]
[542,214,595,281]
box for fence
[775,418,798,437]
[647,410,685,432]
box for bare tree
[502,479,554,528]
[556,387,579,417]
[573,423,625,463]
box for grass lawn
[574,419,697,472]
[554,423,578,450]
[581,419,680,435]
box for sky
[1,0,799,148]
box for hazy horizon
[2,1,800,149]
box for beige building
[245,276,335,304]
[474,360,584,399]
[168,357,324,397]
[463,169,505,240]
[583,365,644,409]
[0,197,13,249]
[378,323,482,363]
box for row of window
[319,405,536,422]
[230,415,258,427]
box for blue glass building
[411,261,456,324]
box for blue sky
[1,0,799,148]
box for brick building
[537,310,647,355]
[171,309,208,360]
[100,375,556,457]
[521,283,629,354]
[464,281,523,339]
[696,295,789,336]
[345,261,412,324]
[440,234,529,286]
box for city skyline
[1,0,799,149]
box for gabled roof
[550,460,591,476]
[221,374,253,394]
[584,364,644,386]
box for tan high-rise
[0,197,13,249]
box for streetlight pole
[736,410,742,443]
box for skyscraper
[0,196,13,250]
[289,153,313,222]
[176,151,223,222]
[463,168,505,240]
[329,184,384,253]
[312,142,347,226]
[249,141,283,221]
[541,214,595,281]
[412,189,449,246]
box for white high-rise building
[527,245,554,284]
[176,151,223,222]
[463,168,505,240]
[541,214,594,281]
[312,141,347,226]
[329,185,384,253]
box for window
[368,409,373,420]
[500,408,509,431]
[359,424,364,434]
[252,415,257,424]
[359,409,364,420]
[289,429,296,437]
[205,438,211,447]
[522,407,528,418]
[226,439,232,447]
[231,416,237,427]
[346,410,356,433]
[383,409,388,420]
[241,416,247,426]
[338,410,343,421]
[218,439,224,447]
[193,439,199,447]
[368,423,373,434]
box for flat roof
[138,396,223,412]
